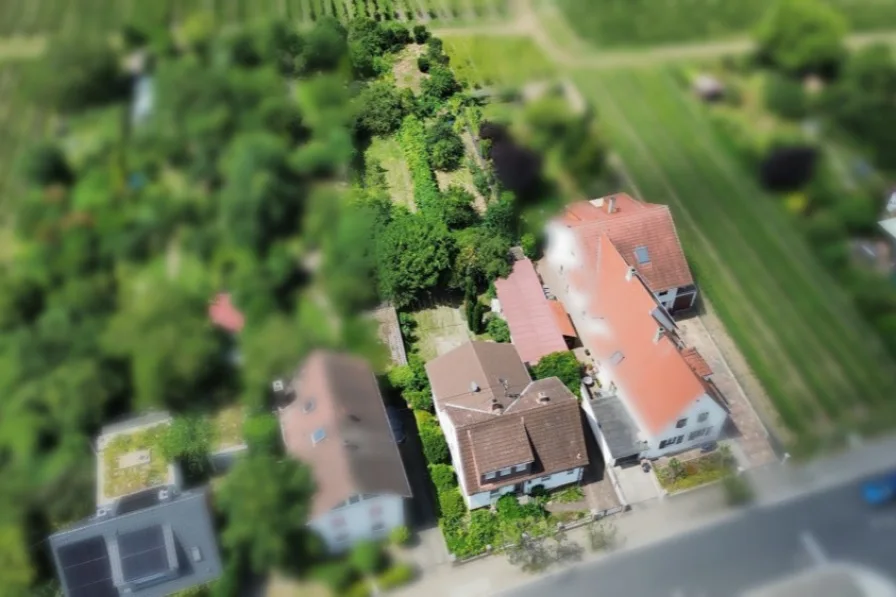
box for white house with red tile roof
[546,201,727,464]
[553,194,698,314]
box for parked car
[861,473,896,506]
[386,406,406,444]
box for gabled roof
[560,193,694,292]
[279,351,412,518]
[49,488,221,597]
[494,258,570,364]
[576,235,708,434]
[426,344,588,492]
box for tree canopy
[755,0,847,76]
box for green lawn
[574,66,896,447]
[366,136,416,211]
[441,35,555,87]
[554,0,896,48]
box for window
[688,428,712,441]
[659,438,673,449]
[675,435,684,445]
[567,469,576,476]
[657,290,668,297]
[634,246,650,264]
[348,495,361,505]
[331,516,346,528]
[499,467,512,477]
[484,471,496,480]
[676,418,688,429]
[514,464,528,473]
[697,412,709,423]
[370,505,383,518]
[371,522,385,533]
[311,428,326,444]
[659,435,685,449]
[303,399,315,413]
[540,476,551,482]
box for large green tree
[216,454,318,573]
[755,0,847,75]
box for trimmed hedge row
[414,410,449,465]
[398,115,442,214]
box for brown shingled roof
[427,344,589,494]
[279,351,412,519]
[560,193,694,292]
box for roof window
[634,246,650,264]
[311,428,326,444]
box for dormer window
[484,471,496,480]
[311,428,326,444]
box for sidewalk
[391,484,732,597]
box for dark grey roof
[588,392,642,460]
[49,487,221,597]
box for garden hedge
[377,562,416,589]
[438,487,466,524]
[428,463,457,493]
[398,115,442,215]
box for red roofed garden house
[545,194,727,465]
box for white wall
[467,468,584,510]
[309,493,405,553]
[655,285,697,312]
[641,394,727,459]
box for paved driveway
[615,463,662,504]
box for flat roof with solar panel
[49,489,222,597]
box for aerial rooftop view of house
[278,350,413,552]
[550,231,727,464]
[425,341,589,509]
[49,488,222,597]
[550,193,697,313]
[494,257,577,365]
[96,412,181,507]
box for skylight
[303,399,315,413]
[609,351,625,365]
[311,428,326,444]
[634,246,650,264]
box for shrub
[342,580,371,597]
[438,488,466,523]
[419,423,449,464]
[521,232,538,259]
[310,561,357,593]
[428,463,458,493]
[377,563,416,589]
[486,316,511,343]
[531,351,582,397]
[349,540,385,576]
[763,73,807,120]
[426,117,465,171]
[466,509,500,553]
[413,25,430,44]
[389,524,411,546]
[404,389,433,411]
[417,55,431,73]
[398,116,441,214]
[722,473,755,506]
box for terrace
[96,413,180,506]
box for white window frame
[499,467,512,477]
[513,464,527,473]
[484,471,497,480]
[697,412,709,423]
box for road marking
[800,531,828,566]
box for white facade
[466,468,584,510]
[308,493,406,553]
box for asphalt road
[506,475,896,597]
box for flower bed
[656,449,736,493]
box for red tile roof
[549,300,577,337]
[494,258,569,364]
[560,193,694,292]
[208,293,245,333]
[682,347,713,379]
[574,234,708,435]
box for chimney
[607,196,617,214]
[653,327,666,344]
[470,381,480,393]
[537,391,550,404]
[491,398,504,414]
[625,266,636,282]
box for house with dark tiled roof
[545,211,728,464]
[278,351,412,552]
[425,342,589,509]
[551,193,698,314]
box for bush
[389,524,411,546]
[310,561,357,593]
[521,232,538,259]
[486,316,511,343]
[438,488,466,523]
[428,463,458,493]
[413,25,431,44]
[342,580,371,597]
[398,116,441,214]
[404,389,433,411]
[377,563,416,589]
[426,117,465,171]
[419,423,449,464]
[531,351,583,397]
[417,55,431,73]
[722,473,755,506]
[763,73,807,120]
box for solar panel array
[56,536,118,597]
[118,525,171,584]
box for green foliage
[419,419,450,465]
[377,562,416,589]
[311,561,358,593]
[32,38,129,113]
[0,524,34,595]
[722,473,755,505]
[354,81,408,137]
[531,351,582,397]
[413,25,431,45]
[242,413,283,457]
[389,354,432,410]
[160,416,214,474]
[422,66,460,103]
[484,192,518,239]
[348,18,409,78]
[438,488,466,523]
[486,316,511,343]
[428,463,458,493]
[348,540,384,576]
[426,117,465,172]
[451,226,512,289]
[763,73,808,120]
[20,143,74,188]
[555,485,585,503]
[342,580,372,597]
[217,453,317,573]
[389,525,411,546]
[375,211,455,309]
[755,0,847,75]
[441,185,479,230]
[417,55,431,73]
[521,233,538,259]
[656,451,737,492]
[298,16,347,74]
[398,116,441,213]
[586,520,619,552]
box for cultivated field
[554,0,896,48]
[0,0,510,37]
[574,66,896,447]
